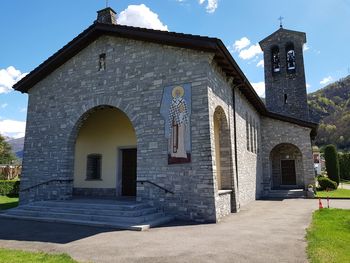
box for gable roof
[259,27,306,48]
[13,22,317,136]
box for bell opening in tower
[286,43,296,73]
[271,46,280,73]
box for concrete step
[21,205,158,217]
[266,189,306,199]
[34,200,150,211]
[5,209,166,224]
[0,213,175,231]
[0,199,174,231]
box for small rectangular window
[250,116,254,152]
[252,120,256,153]
[99,53,106,71]
[254,121,258,153]
[246,112,249,151]
[86,154,102,180]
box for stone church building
[13,8,317,223]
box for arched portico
[270,143,304,189]
[72,105,137,197]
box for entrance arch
[73,106,137,197]
[270,143,304,189]
[213,106,232,190]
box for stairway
[265,189,306,199]
[0,198,174,231]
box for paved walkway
[0,199,349,263]
[339,183,350,190]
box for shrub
[0,180,20,196]
[318,177,337,191]
[324,145,340,185]
[339,152,350,180]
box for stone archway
[270,143,304,189]
[213,106,232,190]
[72,105,137,197]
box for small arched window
[271,46,280,73]
[286,43,296,72]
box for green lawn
[0,248,77,263]
[307,209,350,263]
[316,188,350,198]
[0,196,19,210]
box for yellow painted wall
[74,108,136,189]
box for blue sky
[1,0,349,138]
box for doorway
[281,160,296,185]
[121,148,137,196]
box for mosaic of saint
[160,84,192,164]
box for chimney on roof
[95,7,117,25]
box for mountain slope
[7,137,25,159]
[308,75,350,150]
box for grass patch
[316,188,350,198]
[0,248,77,263]
[307,209,350,263]
[0,196,19,210]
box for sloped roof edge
[13,22,317,136]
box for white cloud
[306,83,311,89]
[198,0,218,13]
[256,59,264,68]
[251,82,265,98]
[320,76,333,85]
[117,4,168,31]
[1,103,8,109]
[233,37,251,52]
[0,66,27,94]
[303,44,309,52]
[238,43,262,60]
[0,119,26,139]
[19,107,27,113]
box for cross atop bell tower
[259,27,309,121]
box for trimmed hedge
[324,145,340,185]
[0,180,20,196]
[339,152,350,180]
[318,177,337,191]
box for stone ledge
[218,189,232,195]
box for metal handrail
[137,180,174,195]
[20,179,73,192]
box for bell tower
[259,27,309,121]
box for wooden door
[281,160,296,185]
[121,149,137,196]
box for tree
[0,134,17,164]
[339,152,350,180]
[324,144,340,186]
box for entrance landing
[0,198,174,231]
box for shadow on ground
[0,218,202,244]
[0,218,117,244]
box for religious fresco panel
[160,84,192,164]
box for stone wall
[261,117,314,195]
[216,190,232,219]
[207,63,238,219]
[20,35,217,222]
[234,89,263,207]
